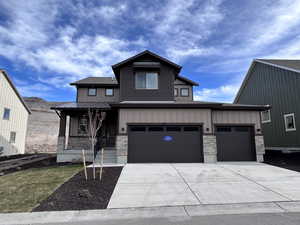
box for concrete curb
[1,201,300,225]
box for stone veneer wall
[203,135,217,163]
[116,135,128,164]
[255,135,265,162]
[67,136,91,150]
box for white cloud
[0,1,146,87]
[151,0,224,61]
[194,84,240,103]
[14,79,53,98]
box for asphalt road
[29,212,300,225]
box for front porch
[53,102,119,163]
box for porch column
[57,112,66,152]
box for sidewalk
[1,201,300,225]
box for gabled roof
[234,59,300,103]
[112,50,182,78]
[0,70,31,114]
[257,59,300,72]
[70,77,118,86]
[177,75,199,86]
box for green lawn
[0,164,82,213]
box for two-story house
[0,70,30,156]
[52,50,268,164]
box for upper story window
[10,132,16,143]
[135,72,158,89]
[261,110,271,123]
[105,88,114,96]
[180,88,189,97]
[3,108,10,120]
[174,88,178,97]
[284,113,296,132]
[88,88,97,96]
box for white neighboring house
[0,70,30,156]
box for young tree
[87,108,106,180]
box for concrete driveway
[108,162,300,208]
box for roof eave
[111,50,182,78]
[0,70,31,114]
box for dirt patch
[264,150,300,172]
[0,154,35,162]
[0,154,79,176]
[32,167,123,211]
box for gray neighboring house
[234,59,300,152]
[24,97,65,153]
[52,50,268,163]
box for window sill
[286,128,296,132]
[262,120,271,124]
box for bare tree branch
[87,108,106,180]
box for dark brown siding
[236,62,300,149]
[119,62,175,101]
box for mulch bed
[32,167,123,211]
[264,150,300,172]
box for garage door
[216,126,256,161]
[128,125,203,163]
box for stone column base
[57,136,65,153]
[116,135,128,164]
[203,135,217,163]
[255,136,265,162]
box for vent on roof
[133,62,160,67]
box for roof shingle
[70,77,118,86]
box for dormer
[112,50,182,102]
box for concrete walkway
[108,162,300,208]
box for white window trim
[88,88,97,96]
[284,113,296,132]
[261,110,271,123]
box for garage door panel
[128,125,203,163]
[216,126,256,161]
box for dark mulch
[32,167,123,211]
[264,150,300,172]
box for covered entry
[128,124,203,163]
[216,125,256,161]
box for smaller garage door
[216,126,256,161]
[128,125,203,163]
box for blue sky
[1,0,300,102]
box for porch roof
[51,102,111,111]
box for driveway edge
[2,201,300,225]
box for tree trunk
[82,149,88,180]
[92,143,95,180]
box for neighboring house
[235,59,300,152]
[52,50,268,163]
[24,97,64,153]
[0,70,30,156]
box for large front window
[135,72,158,89]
